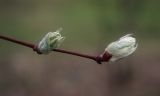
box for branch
[0,34,111,64]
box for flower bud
[105,34,138,62]
[37,28,65,54]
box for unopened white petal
[37,29,65,54]
[105,34,137,62]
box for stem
[0,35,34,48]
[0,34,106,63]
[53,49,97,60]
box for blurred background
[0,0,160,96]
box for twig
[0,34,111,64]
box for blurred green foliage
[0,0,160,49]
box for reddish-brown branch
[0,34,111,64]
[53,49,96,60]
[0,35,34,48]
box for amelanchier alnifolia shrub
[0,29,137,64]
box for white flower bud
[37,28,65,54]
[105,34,138,62]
